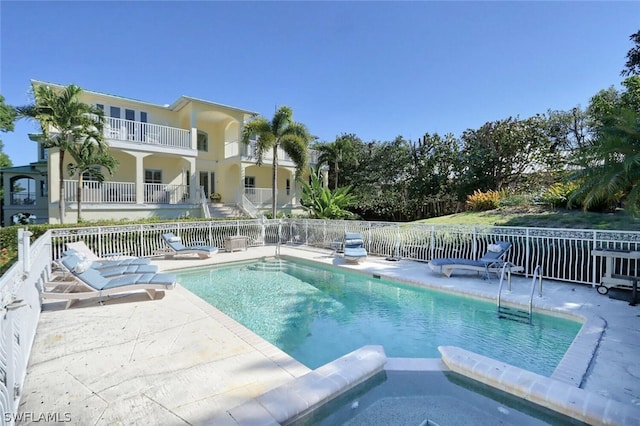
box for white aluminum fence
[46,219,640,286]
[0,229,50,425]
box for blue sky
[1,1,638,167]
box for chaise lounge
[343,232,368,263]
[161,232,219,259]
[43,260,176,309]
[427,241,523,278]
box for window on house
[110,106,121,118]
[197,131,208,151]
[82,166,101,183]
[125,109,135,121]
[286,179,290,195]
[96,104,104,111]
[244,176,255,195]
[145,169,162,184]
[39,144,48,161]
[40,181,48,197]
[140,112,147,123]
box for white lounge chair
[57,252,158,278]
[66,241,147,263]
[43,263,176,309]
[161,233,219,259]
[343,232,367,263]
[427,241,523,278]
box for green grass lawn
[416,207,640,231]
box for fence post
[525,228,531,277]
[18,228,32,276]
[429,225,435,261]
[473,226,478,258]
[592,230,598,288]
[261,218,266,246]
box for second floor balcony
[225,140,320,166]
[104,117,191,150]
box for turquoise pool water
[177,259,582,376]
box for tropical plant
[540,181,580,209]
[66,139,118,221]
[299,168,357,219]
[315,133,359,189]
[569,108,640,214]
[466,189,502,211]
[17,84,105,223]
[241,106,312,219]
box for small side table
[225,236,249,252]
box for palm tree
[67,139,118,222]
[241,106,312,218]
[569,108,640,214]
[17,84,105,223]
[315,134,358,190]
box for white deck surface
[19,245,640,424]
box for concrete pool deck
[18,245,640,424]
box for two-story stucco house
[1,80,320,225]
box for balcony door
[199,172,209,196]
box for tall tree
[241,106,312,218]
[17,84,105,223]
[314,133,359,189]
[458,116,553,195]
[569,108,640,214]
[66,139,118,222]
[0,95,16,201]
[621,30,640,77]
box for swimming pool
[177,258,581,376]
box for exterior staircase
[208,203,247,218]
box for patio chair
[343,232,368,264]
[56,252,158,278]
[42,263,176,309]
[161,232,219,259]
[427,241,523,278]
[66,241,149,264]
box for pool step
[246,260,286,272]
[497,306,530,324]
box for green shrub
[540,182,580,209]
[466,190,502,211]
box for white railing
[105,117,191,149]
[43,219,640,286]
[143,184,189,204]
[63,181,191,205]
[0,229,49,424]
[239,140,320,166]
[236,188,261,219]
[243,187,298,208]
[64,180,136,204]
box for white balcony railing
[64,180,136,204]
[231,140,319,166]
[104,117,191,149]
[63,180,192,205]
[243,187,298,208]
[143,183,189,204]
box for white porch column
[131,153,150,204]
[48,148,62,223]
[190,109,198,150]
[186,158,196,203]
